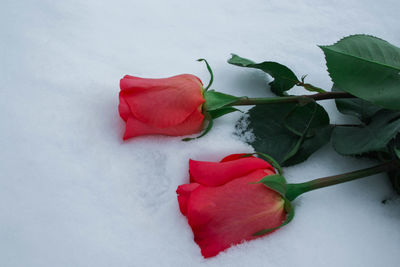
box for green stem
[286,160,400,201]
[230,92,354,106]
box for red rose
[177,154,287,258]
[119,74,205,140]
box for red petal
[122,109,204,140]
[186,169,285,258]
[124,74,203,85]
[118,93,131,122]
[176,183,201,216]
[189,157,274,186]
[120,74,205,127]
[220,153,251,162]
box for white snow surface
[1,0,400,266]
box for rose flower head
[177,153,290,258]
[119,74,205,140]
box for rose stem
[230,92,354,106]
[285,160,400,201]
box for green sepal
[228,54,299,96]
[252,171,295,236]
[252,152,283,175]
[197,58,213,91]
[256,174,287,196]
[203,90,239,111]
[208,106,241,119]
[285,183,309,201]
[182,114,213,141]
[253,197,295,236]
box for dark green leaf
[284,101,329,136]
[237,102,331,166]
[388,170,400,195]
[203,90,239,111]
[394,147,400,160]
[333,85,382,122]
[281,102,323,163]
[253,198,294,236]
[237,103,297,164]
[332,110,400,155]
[283,125,333,166]
[257,174,287,196]
[320,35,400,110]
[228,54,299,96]
[208,106,241,119]
[395,133,400,149]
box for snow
[1,0,400,266]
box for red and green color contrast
[177,153,400,258]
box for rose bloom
[118,74,205,140]
[177,154,287,258]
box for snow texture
[1,0,400,266]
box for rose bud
[119,74,205,140]
[177,154,288,258]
